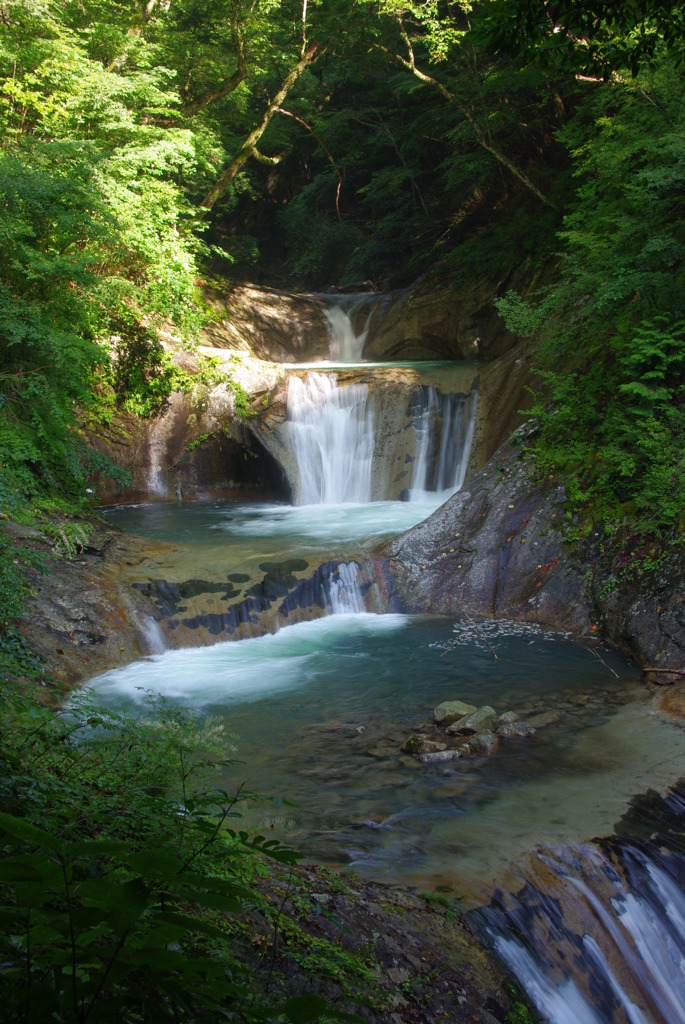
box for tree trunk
[199,46,318,213]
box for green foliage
[0,534,36,679]
[497,60,685,538]
[0,0,209,514]
[477,0,685,77]
[0,686,369,1022]
[494,291,544,337]
[0,692,255,1022]
[0,634,382,1020]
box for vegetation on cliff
[496,56,684,544]
[1,0,682,556]
[0,2,683,1017]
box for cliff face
[363,259,548,363]
[379,425,685,676]
[201,284,330,362]
[380,425,590,631]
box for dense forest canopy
[0,0,683,571]
[0,4,684,1019]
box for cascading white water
[323,561,367,614]
[139,615,167,654]
[409,388,477,500]
[475,830,685,1024]
[325,306,368,362]
[285,372,477,506]
[322,294,376,362]
[286,373,374,505]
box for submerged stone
[401,734,447,756]
[498,710,518,724]
[526,710,562,729]
[498,721,536,738]
[418,749,463,764]
[433,699,478,725]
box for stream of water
[91,302,685,1023]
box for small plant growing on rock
[49,521,91,559]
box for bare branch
[277,107,343,223]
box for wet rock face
[589,541,685,679]
[363,279,513,362]
[126,558,378,649]
[12,522,168,689]
[380,425,590,632]
[204,277,516,364]
[379,425,685,673]
[92,382,290,505]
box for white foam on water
[213,498,450,543]
[86,613,409,709]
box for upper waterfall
[321,293,379,362]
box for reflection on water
[86,612,682,903]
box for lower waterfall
[286,373,375,504]
[323,561,367,614]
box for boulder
[446,705,498,736]
[498,710,518,724]
[433,700,478,725]
[498,721,536,738]
[468,730,499,756]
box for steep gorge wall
[378,426,685,676]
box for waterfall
[323,561,367,614]
[473,784,685,1024]
[409,388,477,500]
[285,372,477,506]
[139,615,167,654]
[322,294,376,362]
[286,373,374,505]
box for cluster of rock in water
[399,700,536,763]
